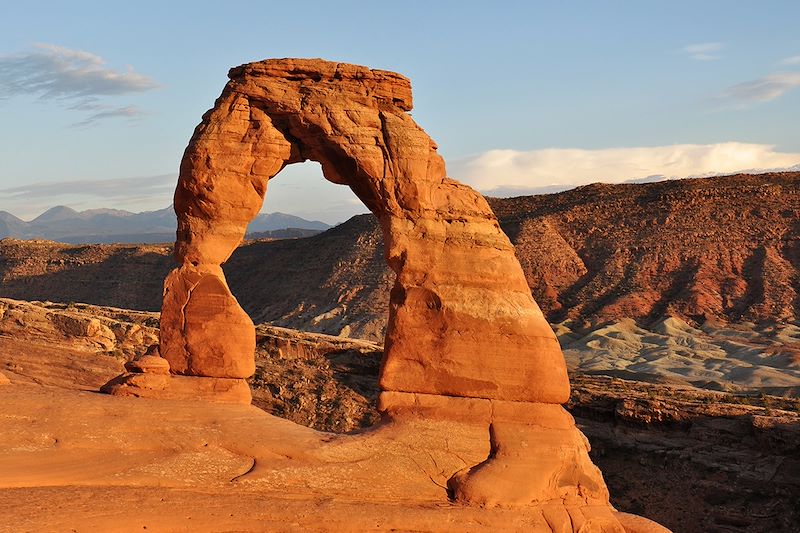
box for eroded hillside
[493,172,799,325]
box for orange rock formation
[164,59,569,404]
[105,58,669,531]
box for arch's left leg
[103,93,293,403]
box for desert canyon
[2,59,799,533]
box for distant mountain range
[0,206,331,244]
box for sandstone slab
[1,385,671,532]
[101,373,252,404]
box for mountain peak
[0,203,332,243]
[248,212,331,232]
[31,206,80,224]
[0,211,24,224]
[80,208,134,218]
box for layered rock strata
[106,58,666,530]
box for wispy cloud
[718,72,800,106]
[781,55,800,65]
[449,143,800,196]
[684,42,723,61]
[0,43,158,99]
[0,174,175,199]
[0,43,158,124]
[71,104,146,127]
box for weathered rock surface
[569,376,800,533]
[6,298,799,531]
[163,58,569,404]
[124,353,170,375]
[249,330,800,533]
[160,266,255,378]
[559,316,800,395]
[2,313,795,531]
[0,298,157,359]
[0,382,668,533]
[379,392,613,510]
[101,372,252,404]
[494,172,800,325]
[0,298,158,391]
[145,57,642,529]
[0,238,173,310]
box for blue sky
[1,1,799,222]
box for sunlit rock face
[151,58,669,531]
[164,58,570,404]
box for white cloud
[71,104,146,127]
[719,72,800,105]
[781,55,800,65]
[0,43,158,99]
[684,42,723,61]
[449,143,800,195]
[0,43,158,125]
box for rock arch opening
[256,160,368,232]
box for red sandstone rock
[160,266,255,378]
[144,57,666,528]
[164,58,569,403]
[380,391,616,513]
[124,354,170,375]
[448,421,610,508]
[101,373,251,404]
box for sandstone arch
[160,58,570,404]
[106,59,670,530]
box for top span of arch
[228,58,414,111]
